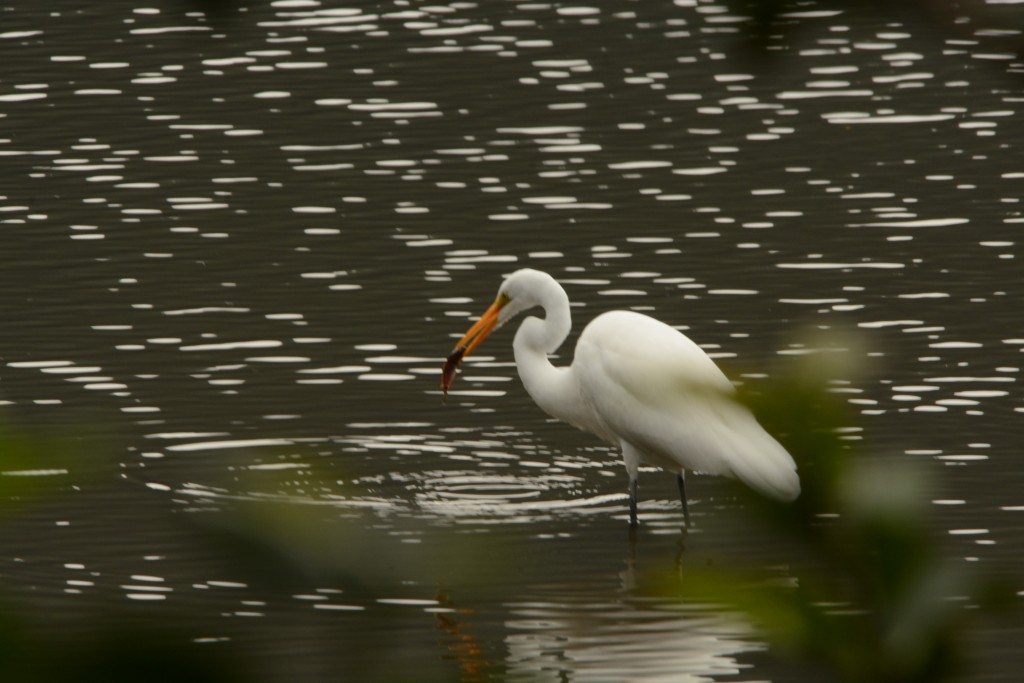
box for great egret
[442,268,799,526]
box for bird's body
[443,269,799,525]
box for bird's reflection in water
[435,588,493,683]
[620,525,689,593]
[436,526,760,683]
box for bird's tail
[696,400,801,501]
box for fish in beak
[441,296,506,399]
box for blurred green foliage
[0,421,504,683]
[0,344,1012,682]
[0,618,248,683]
[662,346,1010,683]
[0,420,81,513]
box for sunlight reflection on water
[505,600,759,683]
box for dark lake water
[2,1,1023,680]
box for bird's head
[441,269,552,398]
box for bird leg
[628,478,638,527]
[676,472,691,527]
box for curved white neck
[512,286,579,424]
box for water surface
[1,1,1023,680]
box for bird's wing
[573,311,799,500]
[574,310,735,415]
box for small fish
[441,345,466,401]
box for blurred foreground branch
[665,343,1011,683]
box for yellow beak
[441,298,505,398]
[455,299,504,356]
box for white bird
[442,268,799,527]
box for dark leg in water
[676,472,691,527]
[629,477,638,527]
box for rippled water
[2,1,1023,680]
